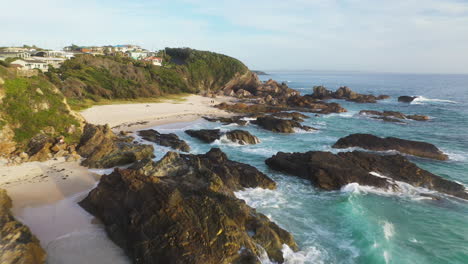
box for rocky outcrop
[265,151,468,200]
[398,96,417,103]
[77,124,154,168]
[252,116,316,133]
[185,129,222,143]
[203,116,248,126]
[0,189,46,263]
[272,112,309,122]
[333,133,448,160]
[185,129,260,145]
[80,149,297,264]
[310,86,389,103]
[225,130,260,145]
[138,129,190,152]
[359,110,430,123]
[285,96,347,114]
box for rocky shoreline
[1,74,466,263]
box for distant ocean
[54,71,468,263]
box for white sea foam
[411,96,458,105]
[383,250,390,264]
[235,187,288,209]
[383,221,395,240]
[258,244,325,264]
[293,127,319,134]
[211,134,244,147]
[341,176,440,200]
[442,150,468,162]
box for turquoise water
[144,71,468,264]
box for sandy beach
[80,94,234,132]
[0,94,233,261]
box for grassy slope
[48,48,249,108]
[0,66,81,149]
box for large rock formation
[310,86,389,103]
[138,129,190,152]
[398,96,417,103]
[252,116,316,133]
[77,124,154,168]
[332,134,448,160]
[0,189,46,264]
[80,149,297,264]
[265,151,468,200]
[359,110,430,122]
[185,129,260,145]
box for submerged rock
[77,124,154,168]
[185,129,260,145]
[138,129,190,152]
[252,116,316,133]
[332,133,448,160]
[0,189,46,263]
[80,149,297,264]
[398,96,417,103]
[271,112,309,122]
[359,110,429,123]
[203,116,248,126]
[310,86,389,103]
[265,151,468,200]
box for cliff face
[0,189,46,264]
[0,66,83,158]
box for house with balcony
[11,59,49,72]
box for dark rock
[310,86,389,103]
[186,129,260,145]
[80,149,297,264]
[203,116,248,126]
[333,133,448,160]
[225,130,260,145]
[185,129,222,143]
[252,116,316,133]
[359,110,429,123]
[272,112,309,122]
[0,189,46,263]
[26,134,55,162]
[138,129,190,152]
[398,96,417,103]
[374,116,406,124]
[406,115,430,121]
[265,151,468,200]
[77,124,154,168]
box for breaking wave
[411,96,458,105]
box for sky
[1,0,468,74]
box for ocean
[146,71,468,264]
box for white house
[143,56,163,66]
[31,56,65,68]
[11,59,49,72]
[0,51,31,60]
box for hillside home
[11,59,49,72]
[31,56,65,68]
[0,51,31,60]
[143,56,163,66]
[126,51,149,60]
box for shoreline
[0,94,235,259]
[79,94,235,133]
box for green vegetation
[0,67,81,148]
[48,48,249,106]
